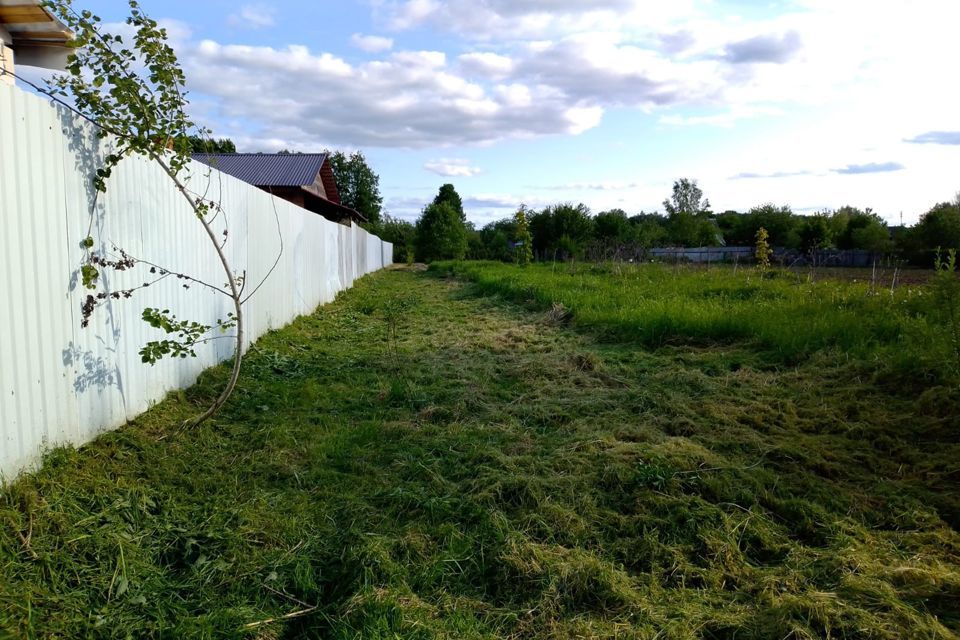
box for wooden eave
[300,188,367,224]
[0,1,73,46]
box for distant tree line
[369,179,960,268]
[457,179,960,267]
[183,139,960,267]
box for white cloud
[382,0,699,39]
[351,33,394,53]
[424,159,483,177]
[184,41,609,148]
[227,4,275,29]
[458,52,514,78]
[388,0,440,30]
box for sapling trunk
[155,154,245,426]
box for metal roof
[0,1,73,45]
[191,153,329,187]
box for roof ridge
[192,152,328,156]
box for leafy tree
[594,209,633,243]
[851,223,893,254]
[629,213,669,249]
[663,178,716,246]
[899,200,960,265]
[465,222,485,260]
[833,208,891,253]
[185,135,235,153]
[328,150,383,224]
[433,184,466,222]
[44,0,251,426]
[415,201,467,262]
[663,178,711,217]
[529,203,594,259]
[477,218,517,261]
[725,204,800,248]
[798,213,832,253]
[827,206,863,246]
[513,206,533,265]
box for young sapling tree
[42,0,258,426]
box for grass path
[2,267,959,638]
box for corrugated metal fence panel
[0,83,392,479]
[0,81,79,474]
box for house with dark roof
[191,153,365,225]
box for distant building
[0,0,73,84]
[191,153,366,226]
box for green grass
[2,265,959,638]
[438,260,959,388]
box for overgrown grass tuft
[2,266,959,638]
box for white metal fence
[0,83,392,479]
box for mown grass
[2,265,959,639]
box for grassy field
[441,261,959,388]
[2,264,959,638]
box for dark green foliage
[476,218,517,261]
[899,200,960,266]
[432,184,465,222]
[720,203,801,248]
[798,212,832,252]
[366,215,416,263]
[184,135,236,153]
[529,203,594,259]
[328,150,383,224]
[593,208,633,243]
[832,207,891,253]
[415,201,467,262]
[630,212,670,248]
[3,267,959,638]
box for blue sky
[34,0,960,225]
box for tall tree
[433,184,465,222]
[415,200,468,262]
[663,178,710,217]
[328,150,383,224]
[663,178,716,247]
